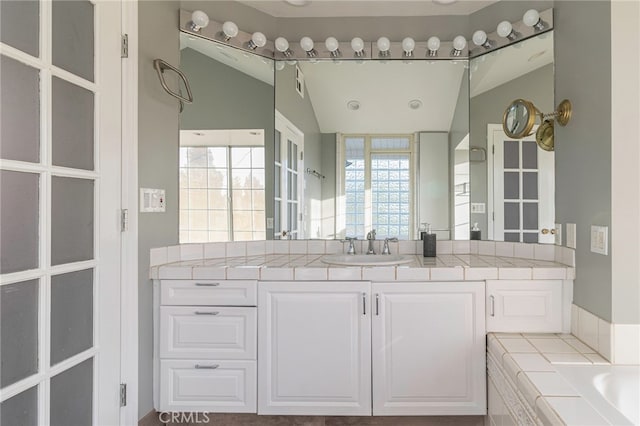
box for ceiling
[237,0,499,18]
[298,60,465,134]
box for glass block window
[180,145,265,242]
[342,135,414,239]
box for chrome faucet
[343,237,357,255]
[366,229,376,254]
[382,237,398,255]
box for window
[179,146,265,243]
[339,135,414,240]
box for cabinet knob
[541,228,556,235]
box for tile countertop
[150,253,575,281]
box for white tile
[261,267,294,281]
[430,267,464,281]
[362,267,395,281]
[488,336,507,361]
[150,247,168,266]
[536,397,564,426]
[562,248,575,267]
[597,319,613,361]
[464,267,498,280]
[509,353,555,372]
[583,353,609,364]
[571,304,579,336]
[265,240,275,255]
[554,246,563,264]
[192,266,226,280]
[522,333,559,339]
[272,240,290,254]
[167,245,181,262]
[204,242,226,259]
[577,307,599,350]
[543,353,591,364]
[497,338,537,353]
[246,241,266,256]
[225,267,260,280]
[516,373,541,408]
[534,244,556,261]
[613,324,640,364]
[158,265,192,279]
[396,267,429,281]
[398,240,416,254]
[514,243,534,259]
[532,267,567,280]
[325,240,342,254]
[502,355,522,383]
[495,242,515,258]
[527,338,577,354]
[294,267,327,280]
[563,338,596,354]
[468,240,479,254]
[525,372,579,397]
[478,241,496,256]
[289,240,307,254]
[436,240,452,254]
[307,240,325,255]
[328,267,361,280]
[545,397,609,425]
[498,268,532,280]
[226,242,247,257]
[452,240,470,254]
[180,243,203,261]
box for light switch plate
[555,223,562,246]
[590,225,608,255]
[140,188,166,213]
[266,217,274,229]
[471,203,486,214]
[566,223,576,249]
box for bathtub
[554,364,640,425]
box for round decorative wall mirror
[502,98,572,151]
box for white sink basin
[321,254,414,266]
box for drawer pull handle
[375,293,380,316]
[362,292,366,316]
[195,282,220,286]
[195,364,219,369]
[194,311,219,315]
[489,295,495,317]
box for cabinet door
[258,281,371,415]
[487,280,562,332]
[372,282,486,416]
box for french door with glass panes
[0,1,123,424]
[488,124,555,243]
[274,112,304,240]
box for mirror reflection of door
[488,124,555,243]
[275,112,304,239]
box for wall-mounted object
[153,59,193,112]
[306,168,325,179]
[469,146,487,162]
[502,98,572,151]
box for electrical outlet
[590,225,608,255]
[566,223,576,249]
[555,223,562,245]
[471,203,486,214]
[140,188,166,213]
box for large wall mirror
[469,31,554,243]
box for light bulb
[222,21,238,40]
[523,9,541,27]
[275,61,285,71]
[427,36,441,52]
[453,35,467,51]
[497,21,513,38]
[275,37,290,53]
[377,37,391,52]
[351,37,365,54]
[250,32,267,49]
[402,37,415,55]
[300,36,314,52]
[190,10,209,31]
[325,37,339,52]
[472,30,487,46]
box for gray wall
[554,1,612,321]
[320,133,337,238]
[138,0,180,418]
[275,63,323,238]
[180,47,275,225]
[469,64,554,237]
[449,70,470,236]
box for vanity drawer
[160,306,256,359]
[160,280,257,306]
[159,359,257,413]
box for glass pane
[207,147,227,168]
[504,232,520,242]
[51,269,93,365]
[188,168,207,188]
[252,147,265,168]
[52,0,94,82]
[274,131,281,160]
[1,55,40,162]
[50,358,93,426]
[523,233,539,243]
[274,165,281,198]
[208,169,227,189]
[523,202,539,230]
[232,147,251,168]
[504,171,519,199]
[1,280,39,387]
[52,77,94,170]
[233,210,251,232]
[287,141,292,167]
[187,147,207,167]
[232,189,251,210]
[522,141,538,169]
[292,143,298,171]
[0,171,39,274]
[503,140,519,169]
[208,210,228,231]
[0,0,39,57]
[252,169,265,189]
[232,169,251,189]
[207,189,227,209]
[274,201,281,233]
[504,202,520,230]
[371,137,410,150]
[523,172,538,200]
[372,153,411,239]
[51,177,94,265]
[1,386,38,426]
[188,189,206,209]
[189,211,207,230]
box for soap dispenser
[419,222,427,241]
[471,223,481,240]
[423,223,437,257]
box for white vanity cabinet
[154,280,258,413]
[257,281,372,416]
[372,282,486,415]
[486,280,563,332]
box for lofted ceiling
[237,0,499,18]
